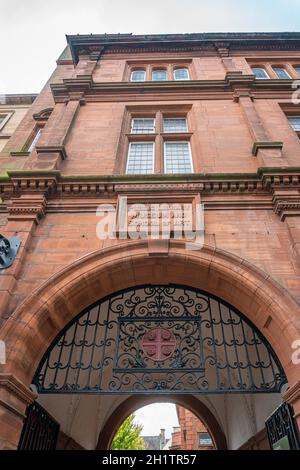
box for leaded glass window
[131,118,155,134]
[173,68,189,80]
[130,70,146,82]
[152,69,167,81]
[164,142,193,174]
[126,142,154,174]
[163,118,188,133]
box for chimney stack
[160,429,166,448]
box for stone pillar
[28,99,81,170]
[0,374,36,450]
[233,89,284,166]
[239,95,268,142]
[272,190,300,261]
[286,216,300,262]
[215,42,236,73]
[74,49,104,79]
[0,192,47,322]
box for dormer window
[173,68,189,81]
[130,70,146,82]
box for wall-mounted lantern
[0,234,21,269]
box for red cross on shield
[140,327,176,361]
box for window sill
[128,79,191,83]
[161,132,192,140]
[10,151,30,157]
[126,133,157,141]
[252,141,283,156]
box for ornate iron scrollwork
[33,285,287,395]
[0,234,21,269]
[266,402,300,450]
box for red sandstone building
[170,406,214,450]
[1,32,300,450]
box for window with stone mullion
[164,142,193,174]
[126,142,154,174]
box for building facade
[170,406,214,450]
[0,94,36,152]
[1,32,300,450]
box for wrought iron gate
[18,401,60,450]
[266,402,300,450]
[33,285,287,395]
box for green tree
[111,414,146,450]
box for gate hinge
[0,234,21,269]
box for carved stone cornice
[0,373,36,418]
[7,194,47,224]
[283,380,300,407]
[233,90,254,102]
[9,172,58,196]
[272,190,300,220]
[225,71,255,88]
[0,374,35,405]
[50,77,229,103]
[35,144,67,160]
[252,141,284,156]
[66,32,300,64]
[89,48,104,61]
[49,75,297,104]
[215,42,230,57]
[0,169,300,207]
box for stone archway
[96,395,227,450]
[1,240,300,449]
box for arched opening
[27,283,286,450]
[98,395,226,450]
[1,241,300,450]
[110,402,215,450]
[33,284,286,395]
[3,242,299,385]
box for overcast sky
[134,403,179,440]
[1,0,300,94]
